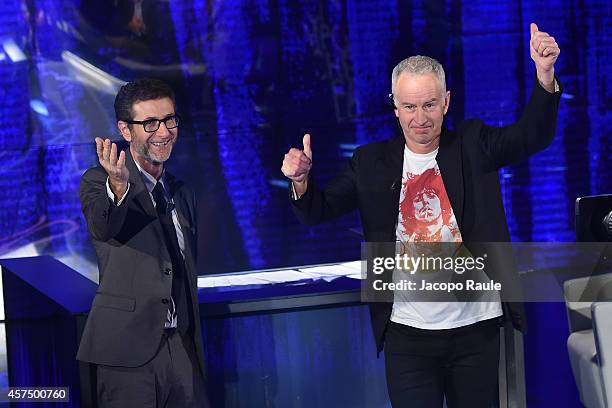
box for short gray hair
[391,55,446,96]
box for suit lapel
[165,172,197,268]
[436,128,465,229]
[385,136,405,185]
[384,136,405,240]
[125,150,157,219]
[166,174,201,344]
[165,170,199,310]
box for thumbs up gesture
[282,134,313,194]
[530,23,560,90]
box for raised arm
[282,134,359,225]
[530,22,560,92]
[80,138,131,241]
[477,22,562,168]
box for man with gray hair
[391,54,448,96]
[282,23,561,407]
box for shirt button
[162,298,169,304]
[164,268,172,276]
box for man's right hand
[96,137,129,198]
[281,134,312,197]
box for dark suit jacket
[292,78,562,353]
[77,150,205,373]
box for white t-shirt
[390,146,502,329]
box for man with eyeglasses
[77,78,210,407]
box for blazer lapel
[165,173,197,268]
[436,128,465,229]
[125,150,157,219]
[384,136,405,240]
[165,175,201,334]
[385,136,405,187]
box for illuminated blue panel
[169,0,209,81]
[31,0,94,261]
[522,1,573,242]
[461,2,528,241]
[0,0,41,258]
[275,0,364,267]
[0,0,608,282]
[168,0,210,139]
[347,1,398,145]
[582,3,611,196]
[206,1,269,268]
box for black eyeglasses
[125,114,180,133]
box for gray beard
[136,143,170,164]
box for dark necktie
[152,181,193,335]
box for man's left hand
[530,23,560,91]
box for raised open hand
[96,137,129,198]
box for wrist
[109,180,128,198]
[536,68,555,91]
[292,178,308,197]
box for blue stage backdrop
[0,1,609,277]
[0,1,610,407]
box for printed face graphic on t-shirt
[398,167,461,242]
[412,187,441,223]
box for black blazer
[77,150,205,373]
[292,78,562,353]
